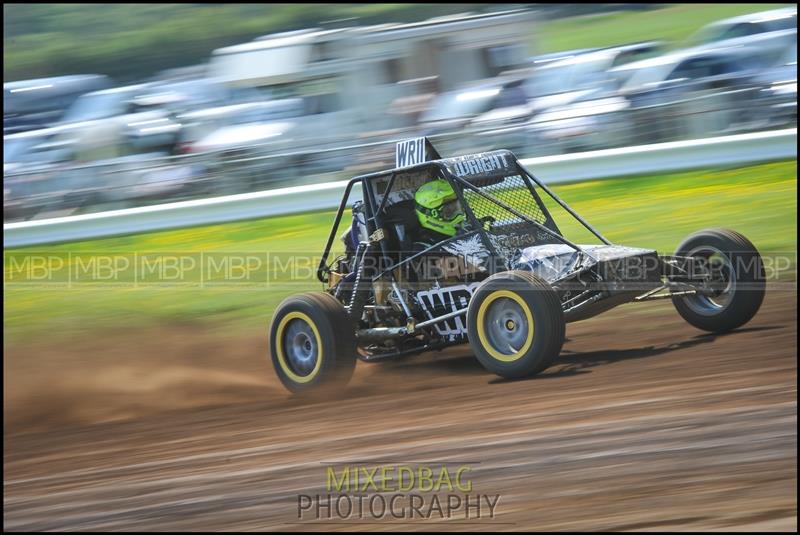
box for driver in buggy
[341,178,469,256]
[339,178,475,286]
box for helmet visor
[439,198,462,221]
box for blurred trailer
[208,9,536,134]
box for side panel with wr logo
[415,282,481,339]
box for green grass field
[4,160,797,342]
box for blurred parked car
[528,48,602,66]
[690,6,796,45]
[4,127,74,174]
[463,42,663,154]
[418,77,532,136]
[526,41,788,151]
[751,42,797,129]
[614,44,778,103]
[6,149,202,220]
[3,75,111,135]
[689,8,796,70]
[186,96,353,191]
[137,78,270,116]
[177,98,305,154]
[59,83,155,124]
[24,83,183,163]
[522,42,663,116]
[4,83,188,216]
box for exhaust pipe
[356,326,408,343]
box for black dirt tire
[269,292,357,393]
[467,270,565,379]
[672,228,765,333]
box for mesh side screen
[460,174,561,263]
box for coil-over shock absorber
[347,242,371,323]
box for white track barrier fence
[4,128,796,248]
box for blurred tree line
[4,3,660,83]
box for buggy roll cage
[316,146,612,285]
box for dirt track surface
[4,291,797,531]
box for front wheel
[467,271,565,379]
[269,292,356,393]
[672,228,765,333]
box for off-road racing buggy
[269,139,765,393]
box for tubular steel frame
[315,145,705,350]
[317,149,613,285]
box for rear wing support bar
[519,164,612,246]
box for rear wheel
[467,271,565,379]
[269,292,356,393]
[672,229,765,333]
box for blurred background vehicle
[137,77,270,115]
[31,83,183,163]
[176,98,305,154]
[467,41,664,154]
[690,6,796,45]
[525,28,797,152]
[751,41,798,129]
[3,74,111,135]
[59,83,160,125]
[208,9,534,135]
[3,5,797,221]
[418,77,530,136]
[422,43,662,137]
[529,48,602,66]
[620,30,796,139]
[4,126,76,174]
[524,42,663,115]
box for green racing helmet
[414,179,466,237]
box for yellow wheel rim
[274,311,323,383]
[476,290,534,362]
